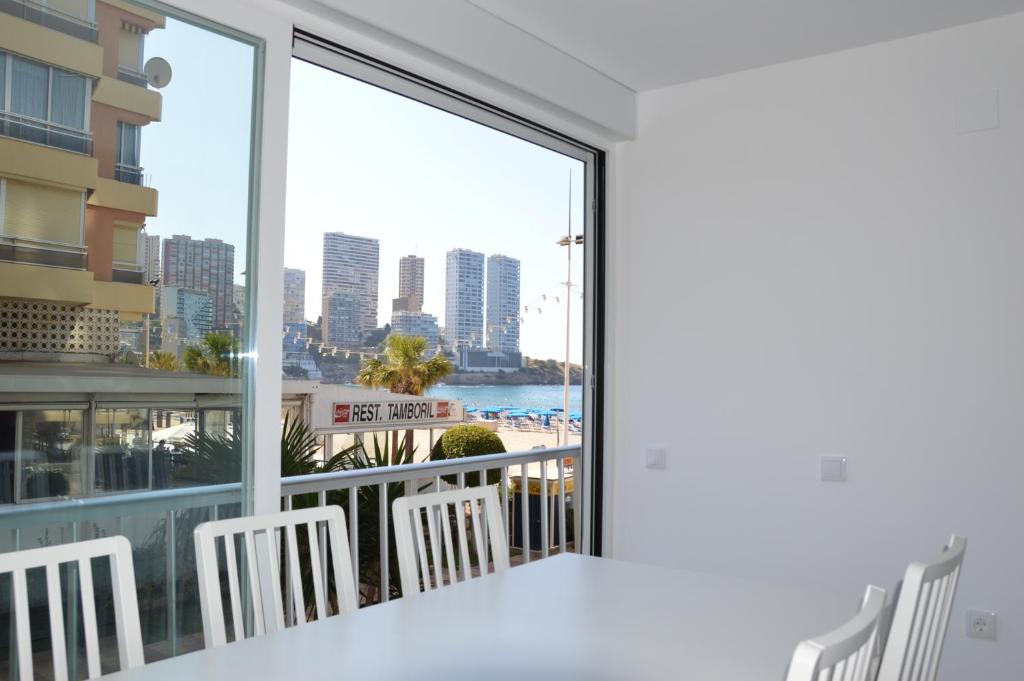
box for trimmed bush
[431,424,506,485]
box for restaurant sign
[332,399,453,427]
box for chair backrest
[876,535,966,681]
[0,535,144,680]
[393,485,509,597]
[786,585,887,681]
[193,505,357,648]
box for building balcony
[117,64,149,88]
[115,161,145,185]
[112,260,145,284]
[0,111,92,156]
[0,0,97,42]
[0,235,88,270]
[89,176,158,217]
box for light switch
[645,446,667,471]
[820,456,847,482]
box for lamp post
[144,276,159,367]
[556,172,583,447]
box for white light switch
[645,446,667,471]
[820,456,847,482]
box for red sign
[333,403,351,424]
[437,401,449,418]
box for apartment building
[444,248,484,350]
[283,267,305,325]
[485,254,520,354]
[321,232,378,345]
[161,235,235,328]
[0,0,163,357]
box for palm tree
[356,335,452,396]
[184,332,240,377]
[356,334,453,456]
[147,350,180,372]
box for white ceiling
[465,0,1024,91]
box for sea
[425,384,583,413]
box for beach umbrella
[465,407,477,413]
[569,411,583,420]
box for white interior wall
[611,13,1024,679]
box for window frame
[292,31,607,554]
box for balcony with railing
[0,0,97,42]
[0,235,87,270]
[117,65,149,88]
[113,260,145,283]
[0,111,93,155]
[116,162,145,185]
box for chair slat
[13,569,33,681]
[412,508,431,590]
[77,557,102,678]
[285,524,304,625]
[243,529,265,637]
[222,534,245,643]
[439,502,458,585]
[468,497,487,572]
[262,527,286,632]
[454,499,471,582]
[307,521,327,619]
[425,503,443,588]
[45,564,68,681]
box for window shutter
[3,180,83,244]
[118,30,142,70]
[113,225,141,263]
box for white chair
[785,585,887,681]
[876,535,967,681]
[194,505,358,648]
[0,535,144,680]
[393,485,509,597]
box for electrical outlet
[966,609,997,640]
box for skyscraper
[161,235,235,328]
[323,291,362,347]
[283,268,306,325]
[486,254,521,353]
[445,249,485,349]
[398,255,425,312]
[322,232,379,345]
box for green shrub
[430,424,505,485]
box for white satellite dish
[144,57,172,89]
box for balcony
[0,111,92,155]
[116,161,145,185]
[117,64,149,88]
[0,235,87,270]
[0,0,97,42]
[113,260,145,283]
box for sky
[136,19,586,363]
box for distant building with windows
[283,267,306,325]
[142,234,161,283]
[457,348,523,372]
[323,290,362,348]
[445,248,484,350]
[160,286,212,356]
[0,1,165,359]
[390,310,440,349]
[322,232,379,344]
[486,254,520,354]
[396,255,424,312]
[283,321,322,380]
[162,235,235,328]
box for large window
[0,0,263,670]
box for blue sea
[426,384,583,412]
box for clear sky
[286,60,585,363]
[137,19,585,364]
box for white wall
[612,13,1024,680]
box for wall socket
[966,609,997,640]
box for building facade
[390,310,440,349]
[321,232,378,345]
[283,267,305,325]
[142,233,160,283]
[444,248,484,349]
[0,0,164,358]
[161,235,235,328]
[486,254,521,353]
[323,290,362,347]
[398,255,424,312]
[159,286,212,356]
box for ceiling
[464,0,1024,91]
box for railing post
[520,464,530,564]
[378,483,388,602]
[540,460,549,558]
[166,510,177,656]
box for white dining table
[106,554,855,680]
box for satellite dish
[144,57,172,89]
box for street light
[556,170,584,446]
[144,276,159,368]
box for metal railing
[0,0,98,41]
[117,65,148,88]
[0,110,92,155]
[0,235,87,270]
[115,162,145,185]
[281,445,578,604]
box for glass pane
[10,57,48,119]
[95,408,150,492]
[0,0,261,669]
[19,409,86,501]
[0,54,6,110]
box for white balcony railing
[0,234,87,269]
